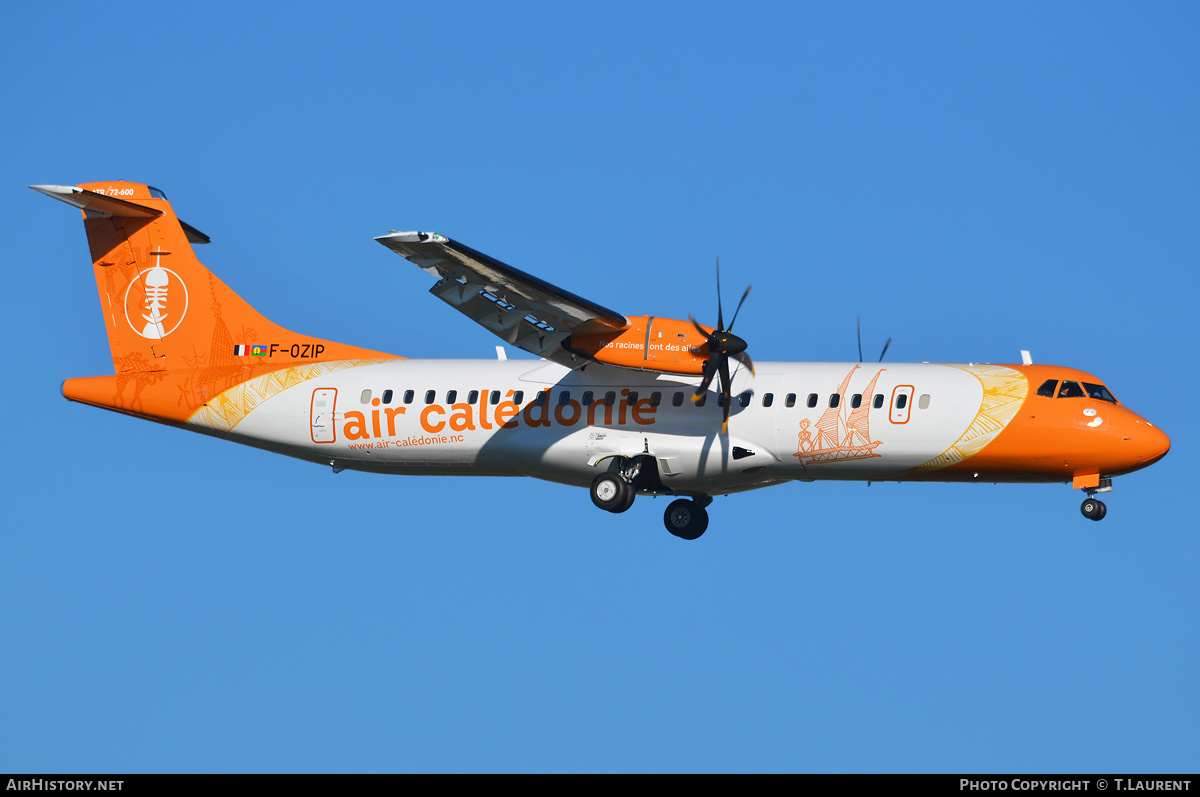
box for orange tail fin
[33,181,394,374]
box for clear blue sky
[2,1,1196,773]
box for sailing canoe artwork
[795,365,885,467]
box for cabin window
[672,391,684,407]
[627,391,639,405]
[763,393,774,407]
[650,391,662,407]
[582,391,594,406]
[896,393,908,410]
[558,391,571,405]
[382,389,393,405]
[446,390,458,404]
[785,393,796,408]
[1083,382,1117,403]
[851,394,862,409]
[424,390,435,405]
[404,390,415,404]
[695,392,707,407]
[535,390,549,406]
[717,393,727,407]
[873,394,884,409]
[1058,381,1085,398]
[918,394,930,409]
[829,394,840,409]
[489,390,500,405]
[1036,379,1058,397]
[513,391,524,404]
[739,392,752,408]
[604,391,616,406]
[468,390,479,404]
[807,393,818,408]
[360,389,372,404]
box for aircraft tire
[1081,498,1106,521]
[664,499,709,540]
[591,473,629,513]
[613,483,637,514]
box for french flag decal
[234,344,249,356]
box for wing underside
[376,231,628,365]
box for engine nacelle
[564,315,711,374]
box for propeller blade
[718,356,732,434]
[728,285,752,331]
[878,337,892,362]
[692,356,718,401]
[733,351,755,376]
[688,313,711,340]
[715,257,724,332]
[857,316,863,362]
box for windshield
[1083,382,1118,403]
[1058,381,1085,398]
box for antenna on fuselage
[857,316,892,362]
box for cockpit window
[1083,382,1118,403]
[1036,379,1058,397]
[147,185,168,199]
[1057,380,1085,398]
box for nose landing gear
[1081,497,1107,521]
[1079,477,1113,521]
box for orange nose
[1130,419,1171,467]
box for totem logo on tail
[123,253,188,339]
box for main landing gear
[1079,477,1113,522]
[590,472,636,514]
[588,457,710,540]
[663,497,711,540]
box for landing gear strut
[1080,478,1112,521]
[664,497,711,540]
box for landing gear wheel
[1081,498,1107,521]
[591,473,631,513]
[616,482,637,513]
[664,499,709,540]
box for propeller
[857,316,892,362]
[690,258,754,434]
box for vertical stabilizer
[34,181,394,375]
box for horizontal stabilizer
[30,184,162,219]
[32,184,211,243]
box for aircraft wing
[376,231,628,365]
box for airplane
[34,181,1171,539]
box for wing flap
[376,231,627,364]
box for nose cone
[718,332,748,356]
[1135,419,1171,466]
[1113,412,1171,474]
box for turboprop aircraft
[35,181,1170,539]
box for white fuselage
[200,359,1015,495]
